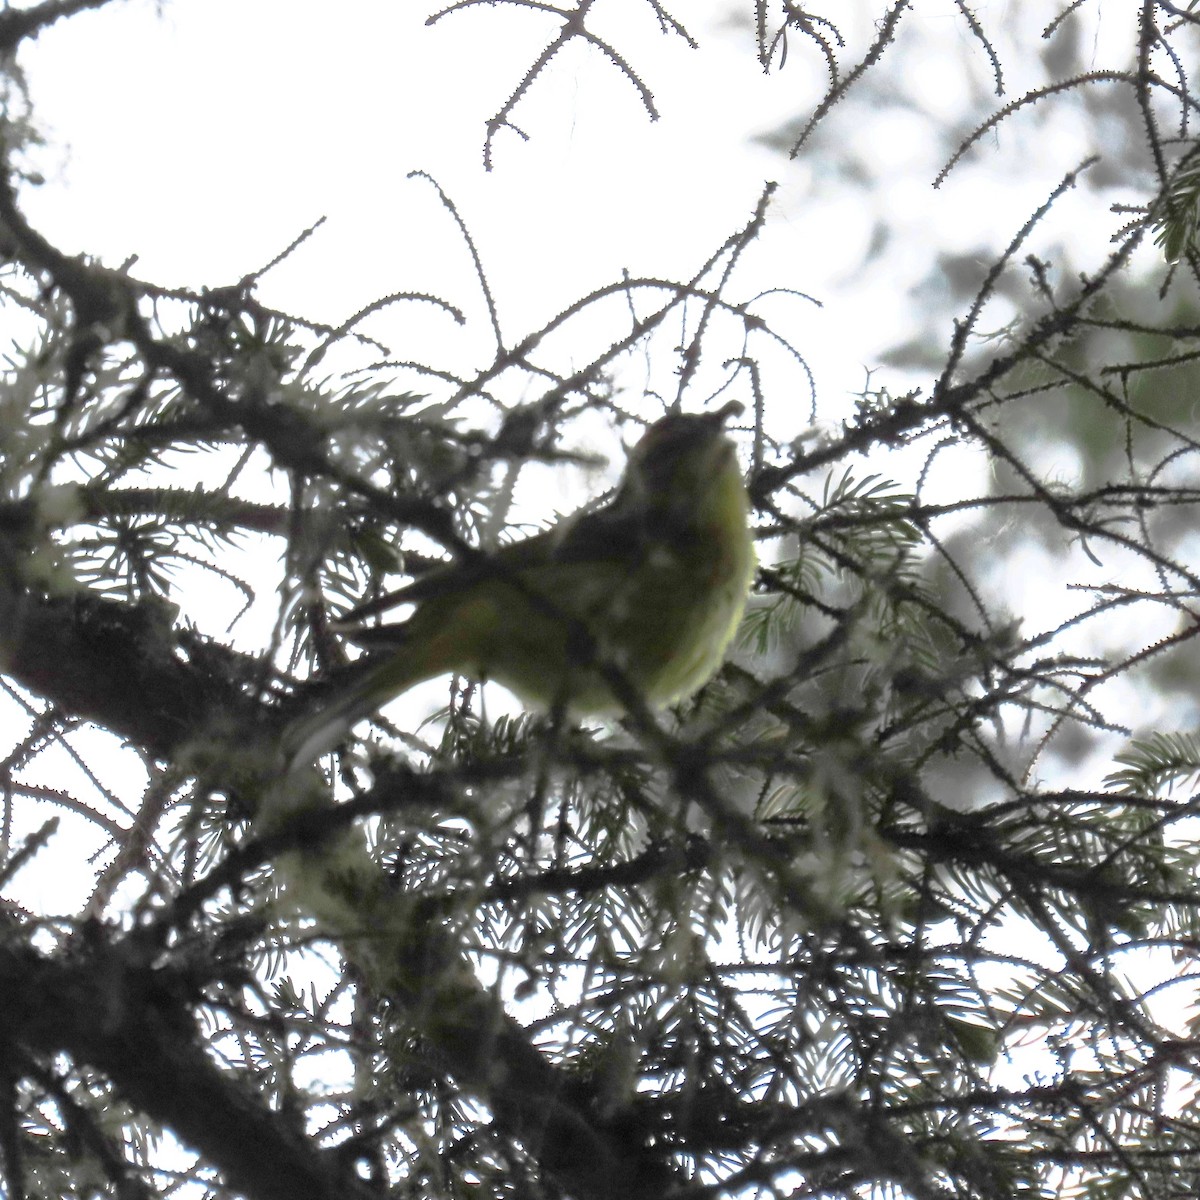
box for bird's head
[621,402,745,519]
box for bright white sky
[12,0,1020,427]
[13,0,1145,414]
[19,1,821,367]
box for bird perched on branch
[287,402,755,765]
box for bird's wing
[338,502,650,627]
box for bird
[286,402,755,765]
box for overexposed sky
[19,1,816,361]
[13,0,1147,418]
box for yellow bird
[288,403,755,764]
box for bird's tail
[282,604,471,769]
[282,638,429,770]
[281,660,379,769]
